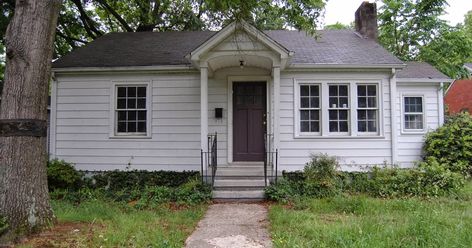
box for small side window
[403,96,424,131]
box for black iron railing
[264,133,278,186]
[201,133,217,186]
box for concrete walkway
[185,203,273,248]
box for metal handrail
[264,133,278,185]
[201,133,217,187]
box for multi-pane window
[328,85,349,132]
[357,85,378,133]
[300,85,320,133]
[116,86,147,135]
[403,96,424,130]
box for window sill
[109,135,152,139]
[400,130,426,135]
[294,135,386,140]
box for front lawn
[269,181,472,248]
[18,199,208,247]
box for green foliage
[366,165,464,198]
[303,153,340,197]
[269,186,472,248]
[265,179,300,204]
[268,152,465,202]
[90,170,199,191]
[324,22,352,30]
[266,153,341,201]
[0,215,8,236]
[378,0,447,60]
[47,159,84,191]
[419,26,472,78]
[423,112,472,176]
[50,198,207,247]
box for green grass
[21,199,207,248]
[269,181,472,248]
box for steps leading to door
[212,162,270,200]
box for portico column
[273,66,280,150]
[200,65,209,152]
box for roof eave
[288,63,406,70]
[396,78,453,83]
[51,65,197,73]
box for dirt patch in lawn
[16,222,101,248]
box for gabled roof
[52,29,404,69]
[188,20,292,64]
[396,62,450,81]
[445,79,472,114]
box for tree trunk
[0,0,61,243]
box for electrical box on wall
[215,108,223,118]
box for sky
[322,0,472,27]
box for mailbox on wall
[215,108,223,118]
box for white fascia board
[288,63,406,70]
[396,78,453,83]
[51,65,197,73]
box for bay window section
[357,84,378,133]
[328,84,349,133]
[115,85,147,136]
[299,84,320,133]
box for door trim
[227,76,271,164]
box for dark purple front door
[233,82,266,161]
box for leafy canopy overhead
[378,0,472,78]
[0,0,326,59]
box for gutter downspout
[390,68,398,165]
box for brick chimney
[355,2,378,40]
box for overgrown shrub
[47,159,208,206]
[90,170,199,190]
[266,153,341,201]
[265,179,300,203]
[366,163,465,198]
[47,159,83,191]
[0,215,8,236]
[303,153,340,197]
[267,154,465,202]
[423,112,472,176]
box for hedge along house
[50,3,450,198]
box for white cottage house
[50,3,451,198]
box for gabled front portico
[187,21,293,164]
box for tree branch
[56,28,88,45]
[71,0,102,39]
[95,0,134,32]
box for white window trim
[401,94,426,134]
[295,82,322,136]
[294,79,384,139]
[356,83,380,136]
[109,81,152,139]
[327,83,350,136]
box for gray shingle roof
[52,29,404,68]
[397,62,449,79]
[464,63,472,69]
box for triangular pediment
[187,20,292,69]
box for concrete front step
[214,179,266,187]
[213,189,265,199]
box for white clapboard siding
[278,72,393,170]
[52,70,442,172]
[54,73,203,171]
[395,83,441,167]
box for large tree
[378,0,448,61]
[1,0,326,88]
[0,0,61,242]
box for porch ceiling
[207,54,273,72]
